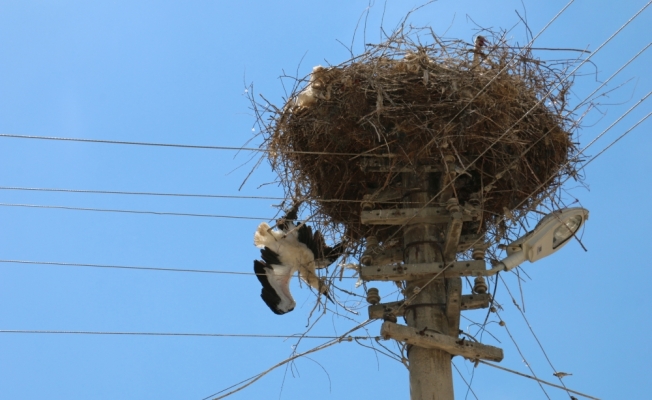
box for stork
[472,35,488,68]
[253,205,342,315]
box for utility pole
[402,171,453,399]
[359,160,503,400]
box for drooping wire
[202,319,374,400]
[494,309,551,399]
[478,360,600,400]
[453,361,480,400]
[499,274,572,394]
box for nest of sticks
[256,28,579,249]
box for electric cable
[494,309,551,399]
[0,259,359,278]
[0,133,395,157]
[0,186,413,204]
[499,274,573,394]
[0,202,268,220]
[478,360,600,400]
[0,329,374,340]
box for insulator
[446,197,460,213]
[361,235,379,266]
[383,313,397,323]
[473,276,488,294]
[366,288,380,305]
[472,247,485,260]
[361,194,374,211]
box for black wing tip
[261,290,293,315]
[325,241,344,263]
[253,260,294,315]
[260,247,282,266]
[277,202,302,230]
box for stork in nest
[253,205,342,315]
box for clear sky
[0,1,650,399]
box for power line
[204,319,374,400]
[0,185,412,204]
[0,133,391,157]
[478,360,601,400]
[0,329,374,340]
[499,274,573,395]
[452,361,480,400]
[0,259,258,275]
[574,41,652,110]
[579,110,652,170]
[0,186,285,200]
[494,310,551,399]
[0,259,359,279]
[0,202,268,220]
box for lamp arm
[484,250,527,276]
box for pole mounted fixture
[489,207,589,273]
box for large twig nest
[260,29,578,246]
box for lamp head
[499,207,589,271]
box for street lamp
[489,207,589,273]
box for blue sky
[0,1,650,399]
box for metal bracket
[457,234,484,252]
[361,207,479,226]
[380,321,503,362]
[460,294,492,310]
[445,278,462,334]
[368,294,491,319]
[360,260,486,281]
[443,212,463,260]
[368,301,404,320]
[361,245,403,266]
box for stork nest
[256,29,579,246]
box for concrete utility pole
[360,161,503,400]
[402,171,454,399]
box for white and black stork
[253,206,342,315]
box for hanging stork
[253,205,342,315]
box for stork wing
[253,258,296,315]
[300,228,342,268]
